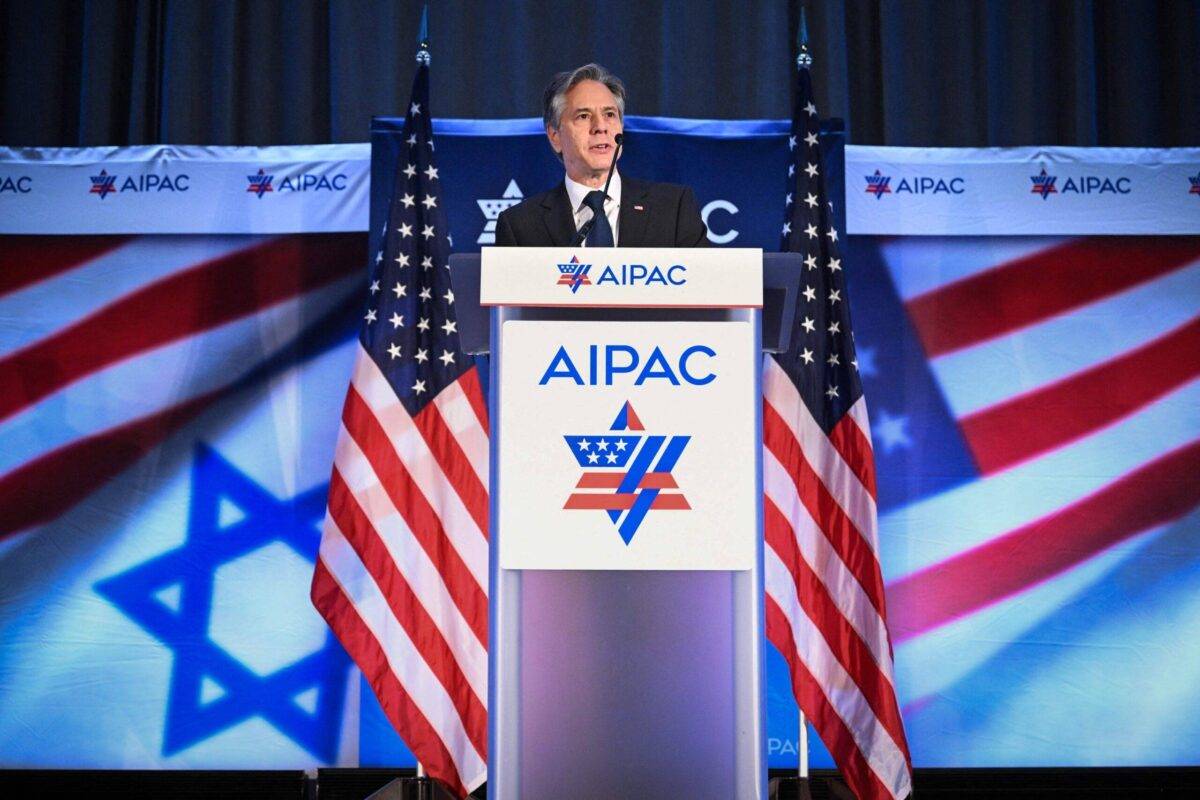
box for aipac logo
[865,169,891,199]
[1189,172,1200,197]
[477,179,524,244]
[247,168,274,198]
[557,255,592,293]
[562,401,690,544]
[1031,168,1058,199]
[90,169,118,199]
[0,175,32,194]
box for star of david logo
[95,443,350,761]
[556,255,592,293]
[90,169,117,199]
[247,168,274,198]
[476,178,524,244]
[1031,168,1058,199]
[864,169,891,198]
[562,401,690,544]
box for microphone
[572,132,624,246]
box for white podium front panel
[498,319,756,570]
[480,247,762,307]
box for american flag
[865,230,1200,754]
[309,62,489,797]
[764,61,913,798]
[0,232,364,539]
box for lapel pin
[634,205,644,211]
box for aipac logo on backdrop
[865,169,964,197]
[1189,172,1200,197]
[1031,168,1058,199]
[90,169,118,199]
[865,169,892,198]
[477,178,524,244]
[88,169,190,198]
[243,169,347,195]
[1031,171,1131,197]
[0,174,32,194]
[247,168,274,198]
[562,401,690,544]
[557,255,592,293]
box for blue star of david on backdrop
[95,443,350,761]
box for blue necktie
[582,190,614,247]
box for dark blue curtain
[2,0,1197,147]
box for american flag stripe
[453,368,490,436]
[0,234,363,422]
[827,409,877,498]
[0,234,134,295]
[0,236,265,350]
[763,527,909,764]
[761,474,893,678]
[881,236,1071,299]
[311,558,482,798]
[765,587,912,798]
[412,404,490,536]
[339,377,488,644]
[431,382,490,489]
[0,389,216,535]
[762,404,886,616]
[929,260,1200,417]
[330,427,488,698]
[762,401,879,553]
[888,438,1200,643]
[765,599,908,800]
[347,352,489,593]
[960,317,1200,474]
[763,361,879,537]
[325,468,488,750]
[318,489,487,785]
[0,275,356,478]
[904,236,1200,357]
[883,380,1199,576]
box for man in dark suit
[495,63,709,248]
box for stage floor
[3,767,1199,799]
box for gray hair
[542,63,627,130]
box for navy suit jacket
[494,176,709,248]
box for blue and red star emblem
[556,255,591,293]
[865,169,891,199]
[247,168,274,198]
[1031,168,1058,199]
[90,169,117,199]
[562,401,690,544]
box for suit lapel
[540,184,577,247]
[618,177,651,248]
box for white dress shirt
[565,170,621,246]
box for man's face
[547,79,623,182]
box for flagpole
[795,4,812,785]
[412,6,432,782]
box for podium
[449,247,802,800]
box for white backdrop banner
[845,146,1200,236]
[0,145,370,234]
